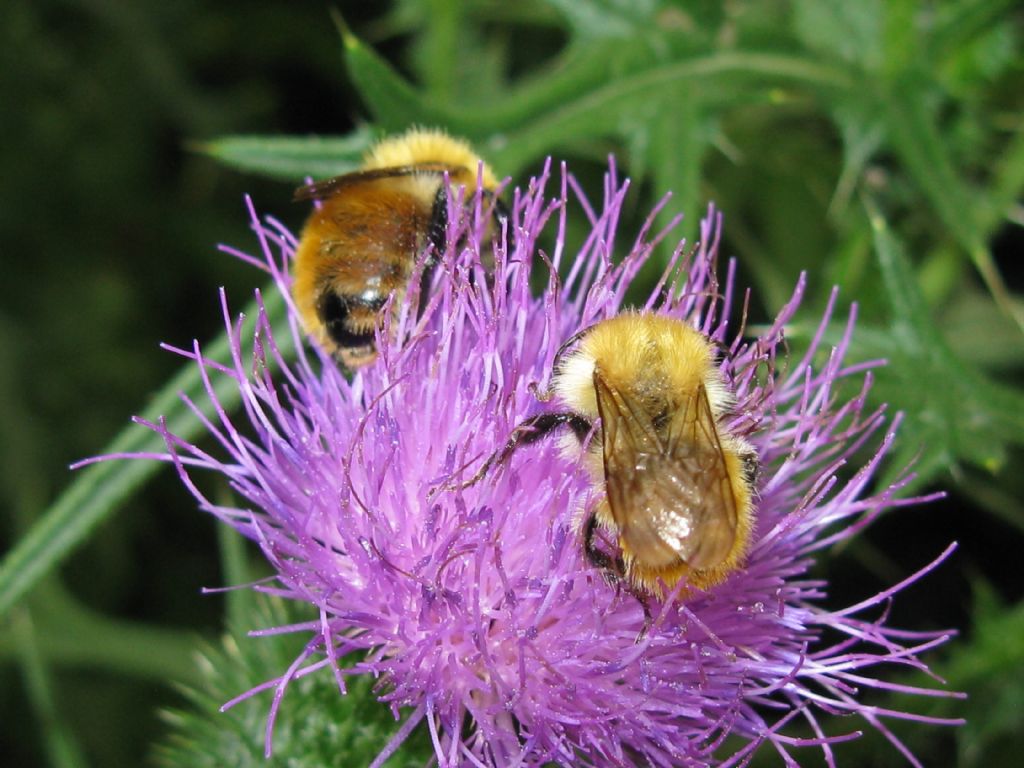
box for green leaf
[342,20,637,146]
[339,24,853,180]
[0,288,292,619]
[196,128,377,181]
[880,0,920,76]
[157,594,433,768]
[883,79,982,251]
[828,106,885,219]
[792,0,884,69]
[544,0,654,39]
[413,0,465,101]
[883,79,1024,332]
[341,22,447,132]
[648,82,702,241]
[488,51,855,173]
[858,201,1024,490]
[985,123,1024,234]
[619,79,707,263]
[930,0,1020,62]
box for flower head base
[119,161,960,766]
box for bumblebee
[292,128,504,367]
[460,313,756,594]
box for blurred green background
[1,1,1021,766]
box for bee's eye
[319,292,383,351]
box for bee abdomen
[318,291,386,352]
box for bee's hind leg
[582,512,653,641]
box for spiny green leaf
[882,79,1023,332]
[829,103,885,219]
[882,79,982,252]
[985,123,1024,234]
[413,0,465,101]
[931,0,1020,62]
[342,19,647,146]
[880,0,920,76]
[340,21,853,178]
[156,594,432,768]
[341,20,447,132]
[544,0,655,39]
[792,0,884,69]
[196,128,377,181]
[488,51,855,172]
[858,201,1024,490]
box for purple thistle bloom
[107,160,961,766]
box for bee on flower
[109,150,961,767]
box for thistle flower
[112,161,961,766]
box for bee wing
[662,382,741,569]
[594,371,684,570]
[293,163,463,202]
[596,373,738,573]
